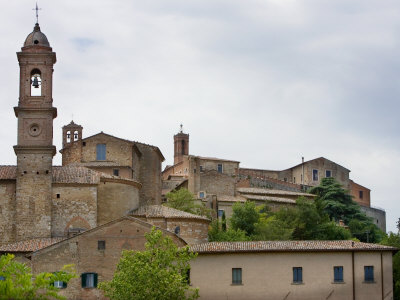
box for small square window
[364,266,374,282]
[359,191,363,199]
[98,240,105,250]
[82,142,86,146]
[312,169,319,181]
[217,164,223,173]
[113,169,119,176]
[293,267,302,283]
[334,266,343,282]
[199,191,205,199]
[326,170,332,178]
[232,268,242,285]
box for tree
[0,254,75,300]
[208,219,248,242]
[164,188,211,218]
[309,177,383,243]
[380,232,400,300]
[99,227,199,300]
[230,201,259,236]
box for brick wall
[0,181,16,244]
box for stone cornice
[14,107,57,118]
[13,145,56,156]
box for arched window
[181,140,185,155]
[66,131,71,143]
[30,69,42,96]
[73,131,79,141]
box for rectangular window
[218,209,224,217]
[113,169,119,176]
[96,144,106,160]
[312,169,319,181]
[334,266,343,282]
[199,191,205,199]
[232,268,242,285]
[364,266,374,282]
[199,166,204,172]
[293,177,296,183]
[359,191,363,199]
[217,164,223,173]
[293,267,302,283]
[326,170,332,178]
[98,240,105,250]
[53,280,67,289]
[81,273,98,288]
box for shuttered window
[293,267,302,283]
[364,266,374,282]
[96,144,106,160]
[81,272,98,288]
[232,268,242,285]
[334,266,343,282]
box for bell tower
[174,124,189,165]
[13,22,57,241]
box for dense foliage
[0,254,75,300]
[99,227,199,300]
[211,178,383,242]
[164,188,211,218]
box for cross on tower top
[32,2,41,24]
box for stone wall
[61,141,82,165]
[360,205,386,233]
[136,144,162,206]
[200,170,236,197]
[51,184,97,237]
[0,181,16,244]
[30,218,186,300]
[97,181,140,225]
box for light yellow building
[190,240,396,300]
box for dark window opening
[174,226,180,235]
[364,266,374,282]
[232,268,242,285]
[181,140,186,155]
[113,169,119,176]
[359,191,363,199]
[326,170,332,177]
[217,164,223,173]
[82,142,86,146]
[334,266,343,282]
[56,194,60,199]
[200,166,204,172]
[293,267,302,283]
[312,169,319,181]
[98,240,105,250]
[81,273,98,288]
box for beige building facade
[190,241,396,300]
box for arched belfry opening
[62,121,83,148]
[30,68,42,96]
[173,124,189,165]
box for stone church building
[0,22,166,246]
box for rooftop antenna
[33,2,41,24]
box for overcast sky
[1,0,399,232]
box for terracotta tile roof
[0,238,65,253]
[194,156,240,163]
[190,240,397,253]
[241,195,296,204]
[80,161,131,168]
[0,165,123,185]
[237,187,315,197]
[0,166,16,179]
[130,205,210,221]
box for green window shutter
[81,273,87,288]
[94,273,98,287]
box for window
[30,68,42,96]
[218,209,224,217]
[293,267,302,283]
[53,280,67,289]
[199,165,204,172]
[113,169,119,176]
[193,168,196,173]
[359,191,363,199]
[293,177,296,183]
[185,269,191,285]
[284,177,287,182]
[312,169,319,181]
[364,266,374,282]
[98,240,105,250]
[96,144,106,160]
[199,191,205,199]
[81,273,98,288]
[326,170,332,178]
[56,194,60,199]
[333,266,343,282]
[175,226,180,235]
[217,164,223,173]
[232,268,242,285]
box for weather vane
[32,2,41,24]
